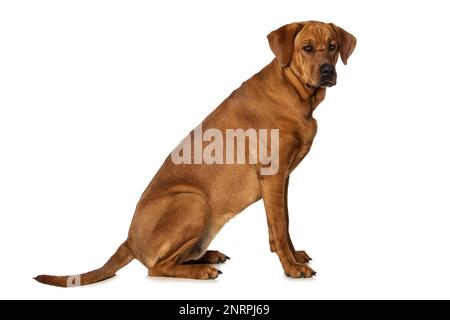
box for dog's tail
[34,241,134,287]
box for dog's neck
[283,64,326,117]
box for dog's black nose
[320,64,335,80]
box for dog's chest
[289,118,317,172]
[294,116,317,145]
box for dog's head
[268,21,356,88]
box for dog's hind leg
[141,193,223,279]
[150,261,222,279]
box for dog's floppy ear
[330,23,357,65]
[267,22,304,67]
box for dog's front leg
[268,176,293,253]
[280,176,312,263]
[260,176,316,278]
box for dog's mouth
[306,80,336,89]
[319,80,336,88]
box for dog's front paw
[283,263,316,278]
[294,250,312,263]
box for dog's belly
[205,164,262,215]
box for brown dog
[35,21,356,286]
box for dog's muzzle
[319,63,336,87]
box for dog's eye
[329,44,337,51]
[303,45,313,52]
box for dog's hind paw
[186,250,230,265]
[295,250,312,263]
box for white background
[1,0,450,300]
